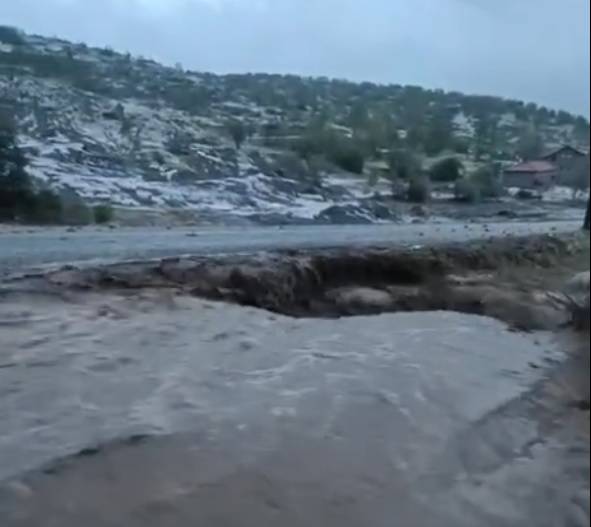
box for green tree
[360,112,399,157]
[517,125,543,160]
[226,119,248,150]
[60,195,92,225]
[388,149,421,181]
[474,115,498,160]
[472,165,503,198]
[563,155,590,200]
[291,129,324,162]
[0,26,24,45]
[1,112,65,224]
[424,113,453,156]
[347,101,369,131]
[93,204,114,224]
[407,176,431,203]
[573,117,590,144]
[329,141,365,174]
[0,115,34,221]
[454,178,480,203]
[27,190,63,224]
[556,110,573,126]
[430,157,463,183]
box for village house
[502,160,559,189]
[503,144,589,190]
[542,144,587,169]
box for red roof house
[503,160,558,189]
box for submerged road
[0,220,581,274]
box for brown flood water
[0,287,588,527]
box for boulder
[328,287,393,310]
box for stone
[329,287,393,310]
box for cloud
[1,0,589,115]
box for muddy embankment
[22,232,590,332]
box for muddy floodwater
[0,287,589,526]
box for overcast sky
[1,0,589,115]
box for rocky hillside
[1,26,589,224]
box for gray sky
[1,0,589,115]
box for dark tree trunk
[584,195,590,231]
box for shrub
[329,143,365,174]
[473,166,503,198]
[430,157,463,183]
[388,149,421,181]
[26,190,63,224]
[226,119,247,150]
[93,204,114,224]
[454,178,480,203]
[291,133,322,161]
[452,138,470,154]
[407,177,431,203]
[0,123,35,221]
[516,189,538,200]
[60,195,93,225]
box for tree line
[0,113,113,225]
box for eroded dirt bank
[17,232,589,330]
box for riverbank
[10,231,585,330]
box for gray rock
[329,287,393,310]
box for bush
[226,119,247,150]
[93,204,114,224]
[329,143,365,174]
[26,190,63,224]
[452,138,470,154]
[454,178,480,203]
[60,196,93,225]
[0,122,35,221]
[291,133,323,161]
[430,157,463,183]
[472,166,503,198]
[293,127,365,174]
[388,149,421,181]
[407,177,431,203]
[515,189,539,200]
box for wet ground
[0,233,589,526]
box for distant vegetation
[0,26,24,46]
[225,119,248,150]
[93,204,114,224]
[0,112,61,223]
[1,26,588,160]
[1,26,589,215]
[429,157,464,183]
[407,177,431,203]
[0,111,113,224]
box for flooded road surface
[0,220,580,276]
[0,291,588,526]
